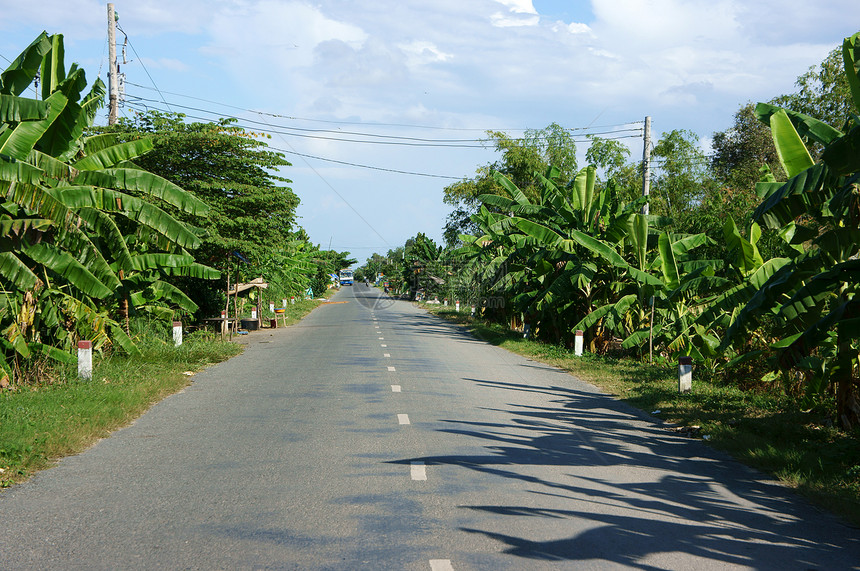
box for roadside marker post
[575,330,584,356]
[291,296,295,305]
[455,301,460,313]
[77,340,93,380]
[172,321,183,347]
[251,308,257,320]
[679,356,693,393]
[471,306,475,317]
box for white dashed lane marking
[430,560,454,571]
[398,414,410,425]
[384,353,391,357]
[391,385,401,392]
[387,366,396,372]
[410,461,427,480]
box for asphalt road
[1,285,859,570]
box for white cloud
[491,0,539,27]
[567,22,593,35]
[398,41,453,66]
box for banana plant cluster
[724,32,860,429]
[0,33,218,383]
[456,31,860,429]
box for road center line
[379,337,385,340]
[391,385,401,392]
[398,414,410,424]
[384,353,391,357]
[410,461,427,480]
[387,366,396,372]
[430,560,454,571]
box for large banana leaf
[73,139,155,171]
[493,171,532,205]
[28,150,76,181]
[658,233,680,291]
[145,279,199,312]
[0,252,39,289]
[0,217,52,238]
[752,163,834,229]
[779,299,860,369]
[769,109,814,178]
[629,213,648,270]
[572,294,637,332]
[0,94,49,122]
[781,259,860,323]
[75,207,133,271]
[54,186,201,249]
[565,230,624,268]
[29,341,76,364]
[0,91,67,161]
[39,34,66,101]
[723,217,763,275]
[108,323,139,355]
[130,253,195,271]
[37,67,92,160]
[0,32,52,96]
[843,32,860,113]
[23,242,113,298]
[4,180,117,288]
[74,169,209,216]
[82,133,122,155]
[821,125,860,176]
[0,161,44,185]
[755,102,843,146]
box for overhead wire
[123,92,642,146]
[115,23,173,114]
[125,80,645,134]
[255,113,394,248]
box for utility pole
[641,116,651,215]
[107,3,118,125]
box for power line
[268,147,464,180]
[255,113,393,249]
[115,24,172,114]
[124,93,642,147]
[125,80,644,134]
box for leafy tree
[443,123,577,245]
[585,135,642,209]
[649,129,716,222]
[96,111,311,315]
[0,33,217,383]
[773,47,854,134]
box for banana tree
[726,31,860,429]
[0,33,218,382]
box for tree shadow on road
[388,377,860,568]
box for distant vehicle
[339,269,354,286]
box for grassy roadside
[0,294,329,489]
[422,303,860,527]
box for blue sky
[1,1,857,263]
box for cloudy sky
[1,0,856,262]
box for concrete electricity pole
[641,116,651,215]
[107,3,118,125]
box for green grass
[0,331,242,488]
[423,304,860,527]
